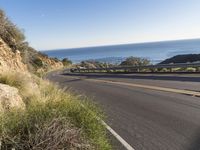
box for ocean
[43,39,200,64]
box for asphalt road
[46,71,200,150]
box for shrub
[79,60,114,69]
[120,56,150,66]
[0,9,25,51]
[0,72,111,150]
[62,58,72,66]
[158,68,168,72]
[175,67,196,72]
[33,57,44,68]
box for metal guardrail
[70,62,200,73]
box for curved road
[46,71,200,150]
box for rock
[0,38,28,72]
[0,83,25,112]
[0,37,63,73]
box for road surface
[46,71,200,150]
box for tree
[120,56,150,66]
[62,58,72,66]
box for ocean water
[43,39,200,64]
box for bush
[175,67,196,72]
[79,60,114,69]
[62,58,72,66]
[0,9,25,51]
[0,72,111,150]
[120,56,150,66]
[158,68,168,72]
[33,57,44,68]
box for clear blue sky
[0,0,200,50]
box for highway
[46,71,200,150]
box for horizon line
[40,37,200,51]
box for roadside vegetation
[75,57,150,69]
[0,9,111,150]
[79,60,114,69]
[62,58,72,66]
[0,9,68,74]
[0,72,111,149]
[120,56,151,66]
[74,56,200,73]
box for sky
[0,0,200,50]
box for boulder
[0,83,25,112]
[0,38,28,72]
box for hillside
[0,9,63,74]
[0,9,110,149]
[160,54,200,64]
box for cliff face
[0,38,27,72]
[0,37,63,73]
[0,9,63,115]
[0,9,63,73]
[38,55,63,71]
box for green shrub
[185,67,196,72]
[120,56,150,66]
[62,58,72,66]
[159,68,168,72]
[0,9,25,51]
[0,72,111,150]
[174,67,196,72]
[33,57,44,68]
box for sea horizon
[41,38,200,52]
[43,38,200,64]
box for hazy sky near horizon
[1,0,200,50]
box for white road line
[101,120,135,150]
[49,73,135,149]
[80,104,135,150]
[59,73,200,150]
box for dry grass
[0,71,111,150]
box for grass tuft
[0,72,111,150]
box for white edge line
[101,120,135,150]
[50,72,135,149]
[59,74,135,149]
[80,104,135,150]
